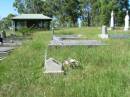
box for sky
[0,0,17,19]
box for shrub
[19,27,33,35]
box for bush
[19,27,33,35]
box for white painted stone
[110,11,114,29]
[78,18,82,28]
[98,26,108,39]
[98,34,108,39]
[124,11,129,31]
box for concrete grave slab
[109,34,130,39]
[49,40,106,46]
[0,47,14,52]
[44,58,64,73]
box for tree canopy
[0,0,128,28]
[0,14,15,30]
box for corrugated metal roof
[12,14,52,20]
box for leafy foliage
[0,14,15,30]
[12,0,129,26]
[19,27,33,35]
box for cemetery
[1,0,130,97]
[1,25,130,97]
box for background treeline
[0,0,129,29]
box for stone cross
[124,10,129,31]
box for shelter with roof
[12,14,52,31]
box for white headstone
[98,25,108,39]
[78,18,82,28]
[124,11,129,31]
[110,11,114,29]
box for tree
[13,0,129,27]
[87,0,129,26]
[0,14,15,29]
[13,0,44,14]
[13,0,82,26]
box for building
[12,14,52,31]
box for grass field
[0,27,130,97]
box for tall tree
[0,14,15,29]
[88,0,129,26]
[13,0,44,14]
[13,0,129,27]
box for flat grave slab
[109,34,130,39]
[44,58,64,73]
[49,40,106,46]
[0,57,6,61]
[0,52,8,57]
[0,42,22,47]
[0,47,14,52]
[0,47,14,60]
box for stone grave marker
[124,10,129,31]
[98,25,108,39]
[110,11,114,30]
[44,50,64,73]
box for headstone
[44,58,64,73]
[124,11,129,31]
[110,11,114,29]
[44,50,64,73]
[78,18,82,28]
[98,25,108,39]
[52,27,54,40]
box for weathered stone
[124,11,129,31]
[98,25,108,39]
[44,58,64,73]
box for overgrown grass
[0,27,130,97]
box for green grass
[0,27,130,97]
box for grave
[78,18,82,28]
[110,11,114,30]
[124,11,129,31]
[0,47,14,52]
[0,47,14,60]
[44,50,64,73]
[44,58,64,73]
[0,36,27,61]
[98,25,108,39]
[50,34,106,46]
[0,52,8,58]
[109,34,130,39]
[49,39,106,46]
